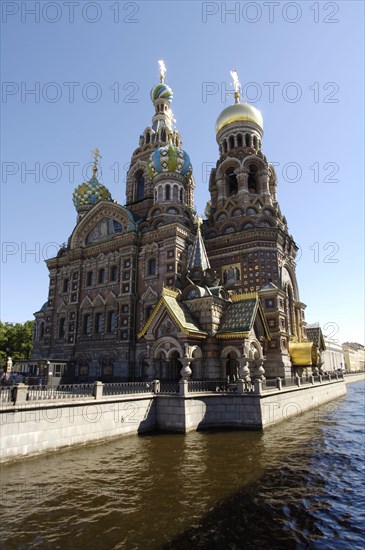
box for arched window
[225,168,238,196]
[98,269,105,284]
[136,172,145,200]
[146,132,150,144]
[40,323,45,339]
[148,258,157,276]
[173,184,179,202]
[58,318,66,338]
[248,165,258,193]
[165,184,171,201]
[223,140,228,153]
[110,265,118,281]
[229,135,235,150]
[253,136,258,149]
[161,129,166,142]
[179,188,183,203]
[245,133,251,147]
[237,134,243,147]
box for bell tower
[125,61,185,219]
[204,71,307,377]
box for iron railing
[27,384,94,401]
[103,382,153,395]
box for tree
[0,321,35,364]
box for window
[95,313,104,334]
[136,172,145,201]
[248,165,258,193]
[86,271,93,286]
[148,258,157,275]
[98,269,105,284]
[82,314,92,335]
[237,134,243,147]
[225,169,238,196]
[62,278,69,293]
[59,318,66,338]
[179,188,183,203]
[165,184,171,201]
[110,265,118,281]
[107,311,116,332]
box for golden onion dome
[216,102,263,134]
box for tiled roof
[163,293,207,335]
[306,326,326,351]
[217,298,257,335]
[138,288,207,338]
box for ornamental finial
[158,60,166,83]
[230,69,241,103]
[195,215,203,231]
[91,147,101,176]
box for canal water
[0,381,364,549]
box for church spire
[188,216,211,272]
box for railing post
[153,379,160,394]
[253,379,262,395]
[319,375,323,384]
[179,380,188,396]
[93,381,103,399]
[309,375,314,385]
[296,376,301,387]
[237,379,245,394]
[13,383,28,405]
[276,377,282,390]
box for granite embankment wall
[344,372,365,384]
[0,395,156,463]
[0,378,348,463]
[158,379,347,432]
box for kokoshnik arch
[32,63,320,383]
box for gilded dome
[72,174,113,210]
[147,143,192,178]
[150,83,173,103]
[216,102,263,134]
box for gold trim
[216,332,249,340]
[231,291,258,302]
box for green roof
[217,299,257,335]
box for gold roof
[289,342,315,366]
[216,102,263,134]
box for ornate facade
[32,66,315,383]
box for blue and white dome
[147,143,192,178]
[150,83,173,103]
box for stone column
[93,381,103,399]
[13,383,28,405]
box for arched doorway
[169,351,181,381]
[226,352,238,382]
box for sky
[1,0,364,345]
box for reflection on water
[1,382,364,549]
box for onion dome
[147,143,192,178]
[72,168,113,211]
[150,82,173,103]
[216,102,263,134]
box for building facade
[32,67,317,383]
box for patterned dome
[150,83,173,103]
[216,102,263,134]
[72,174,113,210]
[147,143,192,178]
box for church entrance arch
[152,338,183,381]
[226,352,239,382]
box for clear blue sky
[1,0,364,345]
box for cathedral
[32,64,317,384]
